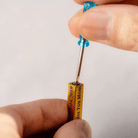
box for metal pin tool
[67,2,97,120]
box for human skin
[69,0,138,52]
[1,0,138,138]
[0,99,91,138]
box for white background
[1,0,138,138]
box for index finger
[0,99,68,138]
[74,0,124,5]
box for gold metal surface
[68,82,84,120]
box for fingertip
[68,9,83,38]
[68,19,79,38]
[74,0,124,5]
[54,119,91,138]
[76,119,92,138]
[74,0,85,5]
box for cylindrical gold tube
[67,82,84,120]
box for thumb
[69,4,138,52]
[53,119,91,138]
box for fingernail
[80,11,112,40]
[76,120,92,138]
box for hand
[0,99,91,138]
[69,0,138,52]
